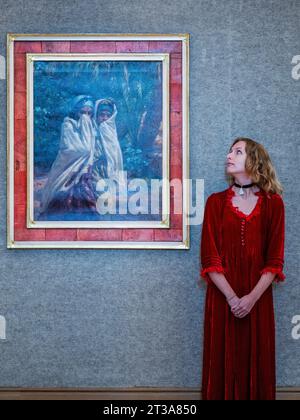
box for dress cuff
[200,266,225,284]
[260,267,286,283]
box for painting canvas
[7,34,189,248]
[29,55,169,227]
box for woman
[40,95,98,216]
[200,137,285,400]
[93,98,125,191]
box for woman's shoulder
[62,116,79,131]
[269,192,283,200]
[260,190,285,215]
[205,188,229,209]
[262,190,284,203]
[207,188,229,201]
[268,193,285,211]
[63,116,76,124]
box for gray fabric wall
[0,0,299,387]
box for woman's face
[226,140,247,175]
[78,106,93,118]
[97,109,112,124]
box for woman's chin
[226,167,235,175]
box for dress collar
[226,185,264,221]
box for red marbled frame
[7,34,189,249]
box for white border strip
[7,37,15,246]
[182,36,190,247]
[27,53,169,61]
[9,34,188,42]
[162,53,170,227]
[9,240,188,249]
[29,221,168,229]
[26,53,169,229]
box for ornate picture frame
[7,33,189,249]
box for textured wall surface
[0,0,299,387]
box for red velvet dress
[200,185,285,400]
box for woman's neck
[233,175,253,186]
[232,177,259,199]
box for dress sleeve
[200,194,225,284]
[260,194,286,282]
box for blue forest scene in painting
[33,60,163,222]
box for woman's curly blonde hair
[226,137,283,195]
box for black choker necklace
[233,182,255,196]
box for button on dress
[200,185,285,400]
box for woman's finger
[238,311,249,318]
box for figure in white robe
[40,96,98,214]
[94,99,125,192]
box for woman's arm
[231,271,276,318]
[200,194,241,309]
[207,271,240,309]
[207,271,236,300]
[250,271,276,301]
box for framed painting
[7,33,189,249]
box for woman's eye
[237,150,242,154]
